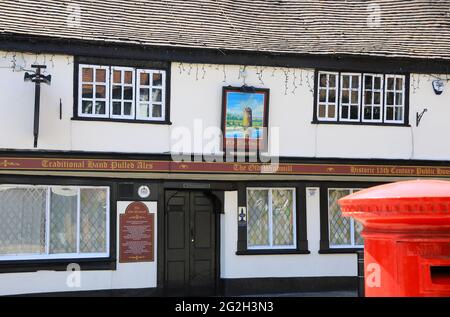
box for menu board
[119,202,154,263]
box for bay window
[0,185,110,260]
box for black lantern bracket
[416,108,428,127]
[24,65,52,148]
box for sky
[226,92,265,118]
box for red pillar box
[338,180,450,297]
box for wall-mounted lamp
[24,65,52,148]
[432,80,444,95]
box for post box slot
[430,266,450,285]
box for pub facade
[0,0,450,296]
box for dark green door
[164,190,217,295]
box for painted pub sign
[222,86,269,152]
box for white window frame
[317,71,339,121]
[110,66,136,119]
[78,64,110,118]
[362,73,384,123]
[0,185,110,261]
[339,73,361,122]
[384,74,405,124]
[136,69,166,121]
[328,188,363,249]
[246,187,297,250]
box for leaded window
[246,188,296,249]
[0,185,109,260]
[328,188,363,248]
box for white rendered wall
[0,52,449,161]
[220,190,357,279]
[0,201,157,296]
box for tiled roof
[1,0,450,60]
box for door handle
[190,227,194,243]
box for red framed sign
[221,86,270,152]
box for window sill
[72,117,172,125]
[236,249,310,256]
[319,248,363,254]
[311,120,410,127]
[0,257,116,273]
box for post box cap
[339,179,450,215]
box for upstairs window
[77,63,167,122]
[315,71,408,125]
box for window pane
[0,187,46,255]
[341,105,349,118]
[82,101,93,114]
[152,89,162,102]
[386,107,394,120]
[350,105,359,120]
[319,74,327,87]
[395,107,403,121]
[329,89,336,103]
[139,103,150,118]
[124,87,133,100]
[124,71,133,84]
[386,92,394,105]
[140,88,150,101]
[80,189,107,253]
[95,69,106,83]
[319,89,326,102]
[82,68,93,82]
[396,93,403,105]
[272,189,294,246]
[342,76,349,88]
[95,101,106,114]
[374,107,381,120]
[364,106,372,120]
[342,90,349,103]
[247,189,269,247]
[351,91,358,103]
[318,104,326,118]
[395,77,403,90]
[153,73,163,86]
[113,70,121,83]
[351,76,359,88]
[328,74,336,87]
[387,77,394,90]
[328,189,351,246]
[354,220,364,246]
[140,73,149,85]
[96,85,105,99]
[112,102,121,115]
[49,187,77,254]
[364,92,372,105]
[328,105,336,118]
[374,92,380,104]
[82,84,93,98]
[364,76,372,89]
[152,104,162,117]
[374,76,381,89]
[124,102,132,116]
[112,86,122,99]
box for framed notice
[221,86,269,152]
[119,201,154,263]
